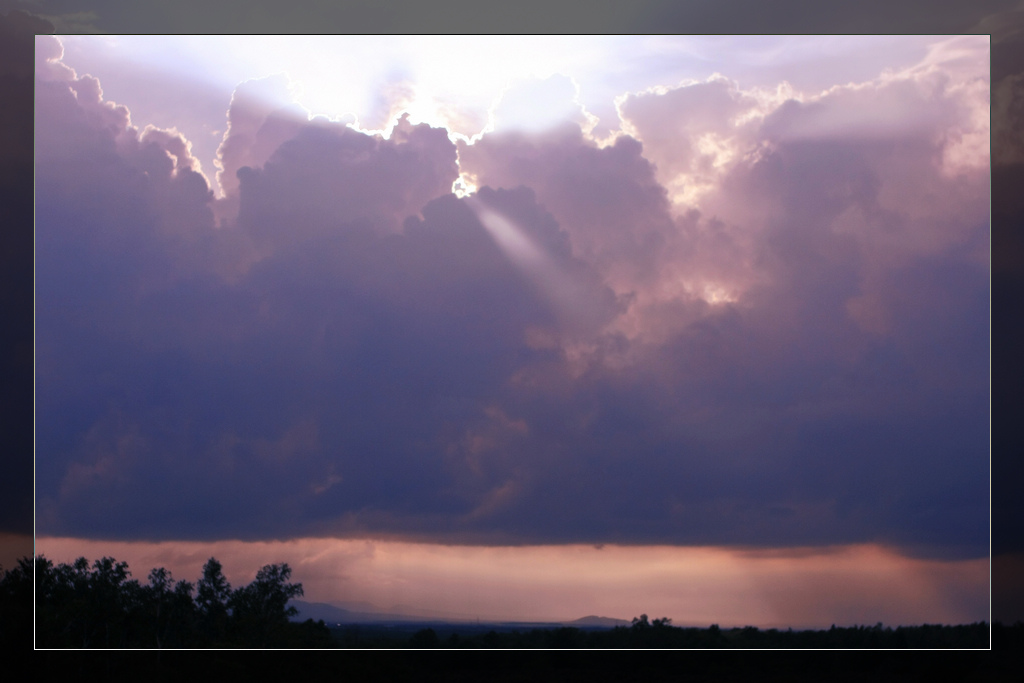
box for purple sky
[31,34,992,625]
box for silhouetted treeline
[0,556,1006,654]
[2,555,332,648]
[335,614,991,649]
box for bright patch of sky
[55,35,942,197]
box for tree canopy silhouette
[23,554,328,648]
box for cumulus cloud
[608,46,989,349]
[458,122,676,299]
[617,75,769,208]
[237,111,459,244]
[34,38,988,560]
[214,74,307,200]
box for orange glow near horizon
[34,537,988,629]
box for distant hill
[292,601,632,628]
[291,600,359,623]
[565,615,631,628]
[291,599,484,624]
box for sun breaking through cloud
[34,34,989,626]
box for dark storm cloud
[33,38,988,562]
[433,59,988,556]
[34,65,621,542]
[0,0,1010,628]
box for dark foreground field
[327,618,991,649]
[25,625,1024,683]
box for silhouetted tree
[287,618,334,648]
[196,557,231,645]
[410,627,439,648]
[627,614,674,646]
[550,626,582,648]
[29,554,334,648]
[228,563,303,647]
[147,567,173,649]
[143,567,196,648]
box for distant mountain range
[290,600,629,628]
[565,615,632,627]
[291,600,423,624]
